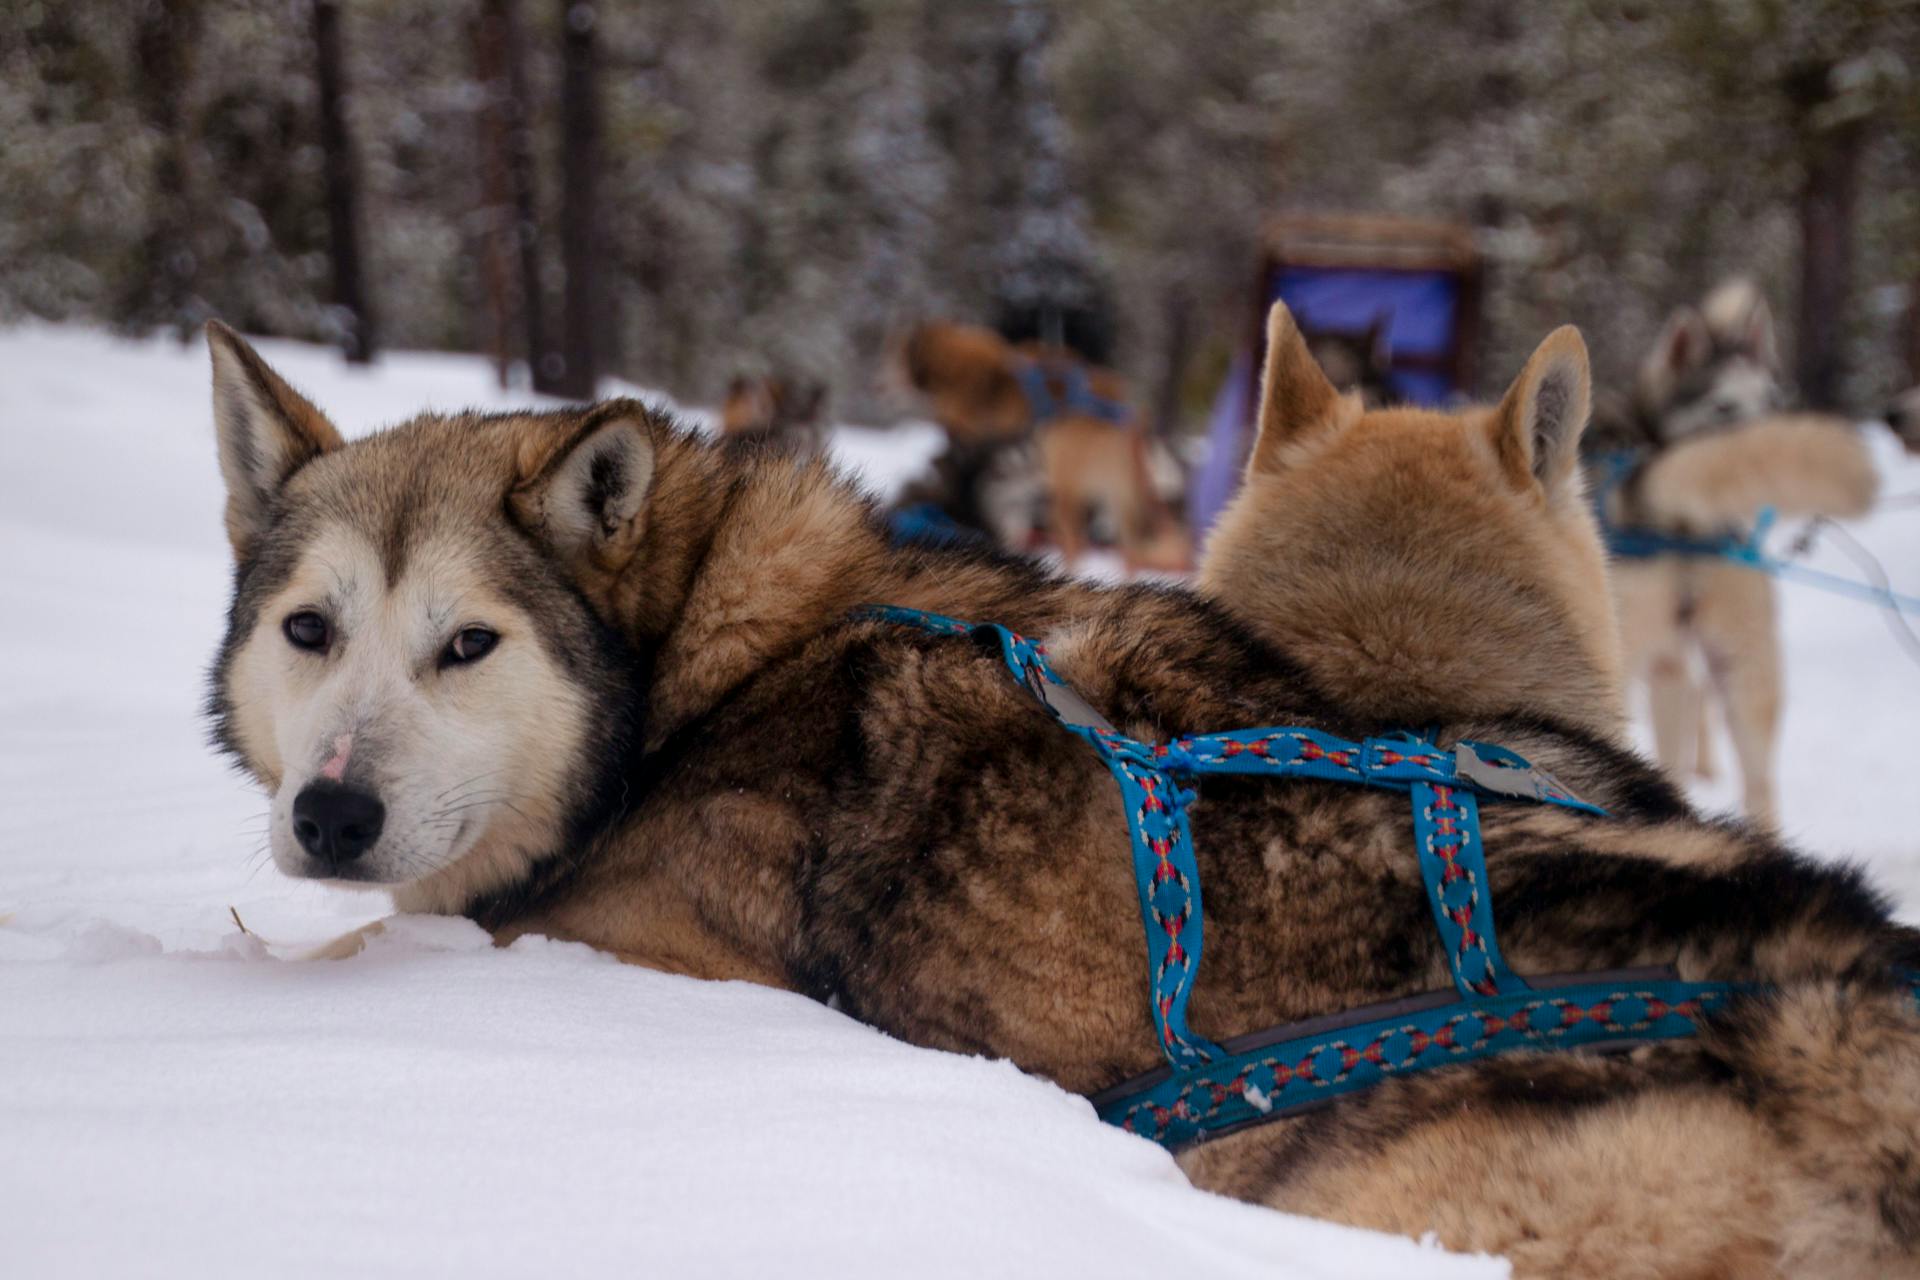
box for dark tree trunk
[312,0,376,363]
[123,0,202,335]
[472,0,519,388]
[1790,65,1865,411]
[547,0,601,399]
[1905,267,1920,387]
[476,0,551,391]
[1151,285,1193,441]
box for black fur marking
[585,442,625,527]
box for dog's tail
[1633,413,1880,533]
[1708,979,1920,1273]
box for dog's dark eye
[444,627,499,666]
[283,611,331,653]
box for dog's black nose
[291,782,386,865]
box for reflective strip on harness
[856,605,1920,1149]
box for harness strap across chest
[859,605,1917,1149]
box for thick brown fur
[209,319,1920,1277]
[1607,282,1880,820]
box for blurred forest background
[6,0,1920,425]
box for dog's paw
[302,919,390,961]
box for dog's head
[1199,302,1622,737]
[1637,279,1785,443]
[204,324,645,912]
[1303,313,1395,407]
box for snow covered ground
[2,325,1916,1278]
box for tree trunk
[477,0,551,392]
[548,0,601,399]
[312,0,376,363]
[472,0,519,388]
[1790,66,1865,411]
[1905,267,1920,387]
[123,0,202,336]
[1151,285,1193,440]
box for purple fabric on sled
[1187,268,1464,544]
[1187,351,1253,553]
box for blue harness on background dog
[861,605,1920,1150]
[1591,449,1763,562]
[1590,449,1920,620]
[1010,356,1130,427]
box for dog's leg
[1695,696,1718,780]
[1615,563,1706,781]
[1699,567,1782,824]
[1647,650,1705,783]
[1045,442,1087,567]
[303,918,389,960]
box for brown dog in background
[894,320,1187,570]
[718,372,829,457]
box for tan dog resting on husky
[207,314,1920,1278]
[1606,281,1878,821]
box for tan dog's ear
[206,320,345,558]
[509,404,656,570]
[1249,302,1343,475]
[1491,325,1591,502]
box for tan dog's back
[1630,412,1878,533]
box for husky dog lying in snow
[206,316,1920,1277]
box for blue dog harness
[1591,449,1920,620]
[1592,449,1762,562]
[861,605,1920,1150]
[1011,356,1130,427]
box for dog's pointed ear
[1653,306,1710,380]
[1248,302,1344,475]
[206,320,344,557]
[1491,325,1591,502]
[1731,293,1778,370]
[509,406,656,570]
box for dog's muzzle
[291,780,386,871]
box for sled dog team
[203,301,1920,1276]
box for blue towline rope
[858,604,1920,1149]
[1595,450,1920,617]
